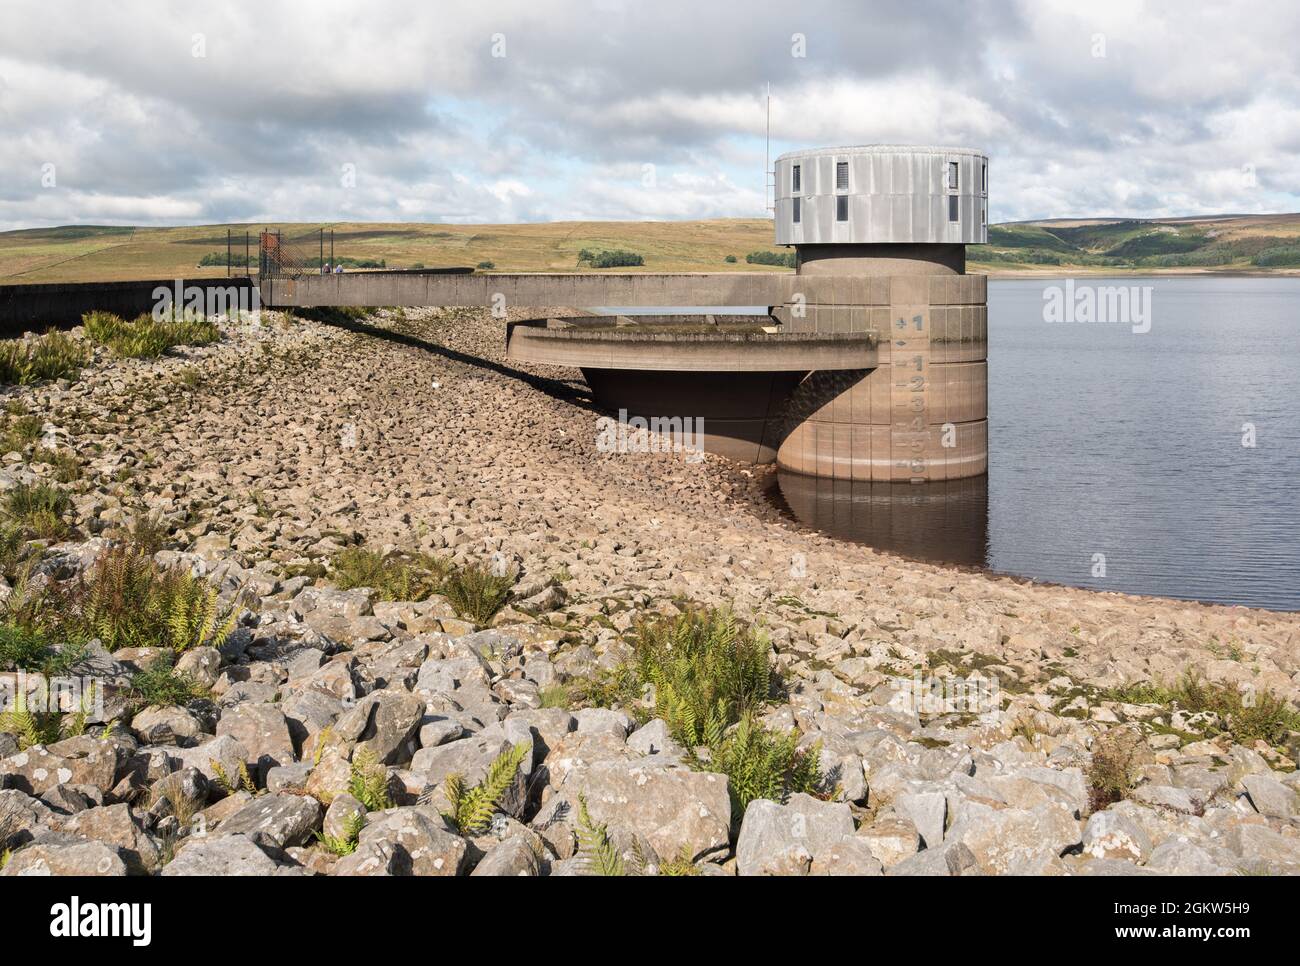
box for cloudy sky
[2,0,1298,228]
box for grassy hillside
[969,213,1300,274]
[0,220,782,283]
[3,214,1300,283]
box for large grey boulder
[64,804,161,873]
[567,759,731,863]
[175,646,223,689]
[333,807,467,876]
[332,689,425,765]
[416,655,491,693]
[163,833,279,875]
[626,719,685,759]
[0,832,128,876]
[323,792,366,841]
[216,704,295,773]
[0,738,122,796]
[471,835,542,876]
[944,801,1080,875]
[888,841,983,876]
[131,706,206,747]
[169,734,249,788]
[857,816,921,869]
[410,735,522,796]
[573,708,634,738]
[893,791,947,849]
[735,794,860,876]
[0,788,61,850]
[1146,839,1236,875]
[217,793,322,848]
[1226,824,1300,874]
[1241,774,1296,819]
[1081,809,1152,862]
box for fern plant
[633,608,773,746]
[575,793,632,876]
[314,812,365,856]
[695,713,824,816]
[127,654,208,709]
[3,482,72,540]
[441,741,529,834]
[71,542,235,652]
[0,683,93,750]
[331,546,448,601]
[211,758,260,796]
[347,749,393,811]
[441,563,514,625]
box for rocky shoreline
[0,306,1297,876]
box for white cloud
[0,0,1297,227]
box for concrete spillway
[263,144,990,483]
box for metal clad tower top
[774,145,988,246]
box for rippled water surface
[776,277,1300,610]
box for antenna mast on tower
[765,82,775,214]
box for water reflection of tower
[774,471,989,567]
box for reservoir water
[775,276,1300,611]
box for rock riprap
[0,307,1296,876]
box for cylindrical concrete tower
[772,145,989,482]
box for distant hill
[968,213,1300,274]
[2,214,1299,284]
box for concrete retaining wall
[0,278,256,337]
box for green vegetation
[745,250,796,268]
[1104,672,1300,748]
[6,216,1300,284]
[198,252,253,267]
[314,812,365,856]
[574,792,699,876]
[1253,245,1300,267]
[329,545,513,623]
[347,749,394,811]
[576,792,631,875]
[68,542,236,653]
[700,712,823,815]
[0,564,88,676]
[631,608,772,746]
[578,248,644,268]
[82,310,220,359]
[1086,728,1147,813]
[330,546,449,601]
[573,607,828,813]
[441,563,514,625]
[0,331,88,386]
[126,652,209,709]
[211,758,258,796]
[3,482,73,540]
[475,260,495,270]
[973,219,1300,271]
[0,682,94,750]
[32,448,81,483]
[441,741,530,834]
[0,522,28,579]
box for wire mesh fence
[259,229,335,278]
